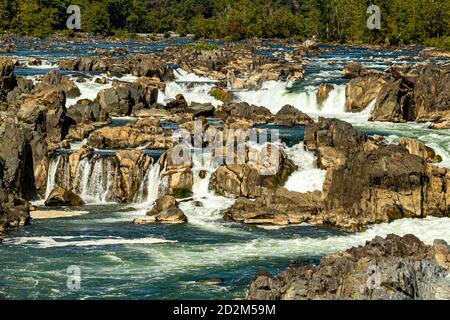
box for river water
[0,38,449,299]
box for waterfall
[74,156,118,204]
[134,163,161,204]
[45,155,62,199]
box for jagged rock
[158,145,194,198]
[96,81,147,116]
[274,104,313,127]
[58,54,174,81]
[36,70,80,98]
[345,75,387,112]
[246,234,450,300]
[399,137,441,163]
[0,194,30,235]
[6,77,34,104]
[304,117,368,170]
[370,63,450,125]
[66,99,109,124]
[116,150,153,203]
[210,144,297,198]
[370,78,415,122]
[227,118,450,231]
[316,83,333,105]
[44,186,85,207]
[0,57,16,101]
[217,102,273,125]
[134,195,187,224]
[166,94,188,112]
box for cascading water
[44,153,163,205]
[134,163,161,204]
[45,155,61,200]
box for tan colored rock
[399,137,441,163]
[44,186,85,207]
[345,75,387,112]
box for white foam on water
[178,151,242,235]
[131,217,450,275]
[3,236,176,248]
[66,73,139,108]
[233,81,346,116]
[284,142,327,193]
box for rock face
[316,83,333,105]
[158,145,194,198]
[44,186,85,207]
[36,70,80,99]
[274,105,313,127]
[370,63,450,125]
[0,117,33,234]
[246,234,450,300]
[226,118,450,231]
[87,119,174,149]
[345,75,387,112]
[210,144,297,198]
[0,57,16,101]
[58,54,174,81]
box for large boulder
[246,234,450,300]
[210,144,297,198]
[274,104,313,127]
[66,99,109,124]
[36,70,80,99]
[44,186,85,207]
[158,145,194,198]
[134,195,187,224]
[342,62,366,79]
[96,81,147,116]
[345,75,388,112]
[224,188,322,226]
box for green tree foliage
[0,0,448,49]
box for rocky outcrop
[246,234,450,300]
[36,70,80,99]
[370,63,450,125]
[274,105,313,127]
[342,63,366,79]
[44,186,85,207]
[226,118,450,231]
[87,119,174,149]
[224,188,322,226]
[0,57,16,101]
[65,99,109,125]
[210,144,297,198]
[0,115,33,234]
[316,83,333,105]
[58,54,174,81]
[216,102,273,125]
[158,145,194,198]
[345,75,387,112]
[96,81,147,116]
[399,137,442,163]
[133,195,187,224]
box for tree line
[0,0,449,49]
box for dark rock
[246,234,449,300]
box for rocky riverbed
[0,37,449,299]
